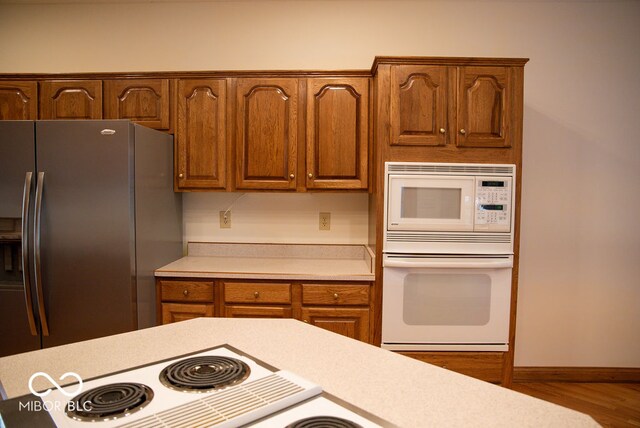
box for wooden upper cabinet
[0,81,38,120]
[385,62,521,151]
[306,78,368,190]
[235,78,298,190]
[176,79,226,190]
[390,65,448,147]
[104,79,171,130]
[457,66,511,148]
[39,80,102,120]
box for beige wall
[2,0,639,368]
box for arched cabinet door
[390,65,448,147]
[0,81,38,120]
[104,79,171,131]
[39,80,102,120]
[235,78,299,190]
[175,79,227,190]
[306,77,369,190]
[457,66,512,148]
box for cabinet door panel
[390,66,448,147]
[301,307,370,343]
[457,66,511,148]
[236,78,298,190]
[0,81,37,120]
[39,80,102,120]
[161,302,214,324]
[306,78,368,189]
[104,79,171,130]
[176,79,226,190]
[224,305,292,318]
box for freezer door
[35,120,137,348]
[0,121,41,356]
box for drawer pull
[333,293,339,300]
[183,289,189,296]
[254,291,260,298]
[303,319,309,323]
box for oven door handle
[383,256,513,269]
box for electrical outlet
[219,211,231,228]
[319,212,331,231]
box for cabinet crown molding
[0,56,528,81]
[371,56,530,74]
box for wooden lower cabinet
[300,282,371,343]
[156,279,215,325]
[157,278,373,343]
[301,307,370,343]
[398,351,504,383]
[222,280,293,319]
[162,302,214,324]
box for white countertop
[0,318,598,427]
[155,243,375,281]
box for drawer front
[302,283,370,306]
[160,280,214,302]
[223,282,291,304]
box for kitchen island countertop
[0,318,597,427]
[155,242,375,281]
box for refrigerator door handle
[21,172,38,336]
[33,172,50,336]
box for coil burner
[159,355,250,392]
[286,416,364,428]
[66,382,153,422]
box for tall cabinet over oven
[369,56,528,385]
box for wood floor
[511,382,640,427]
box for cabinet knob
[178,173,184,178]
[333,293,339,300]
[254,291,260,298]
[459,129,466,135]
[183,289,189,296]
[439,128,446,134]
[308,173,313,179]
[289,173,295,179]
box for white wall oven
[382,162,516,352]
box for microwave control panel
[474,177,512,232]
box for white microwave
[384,162,516,254]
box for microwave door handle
[383,258,513,269]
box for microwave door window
[402,273,492,326]
[401,187,462,220]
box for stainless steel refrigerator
[0,120,182,357]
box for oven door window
[403,273,491,326]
